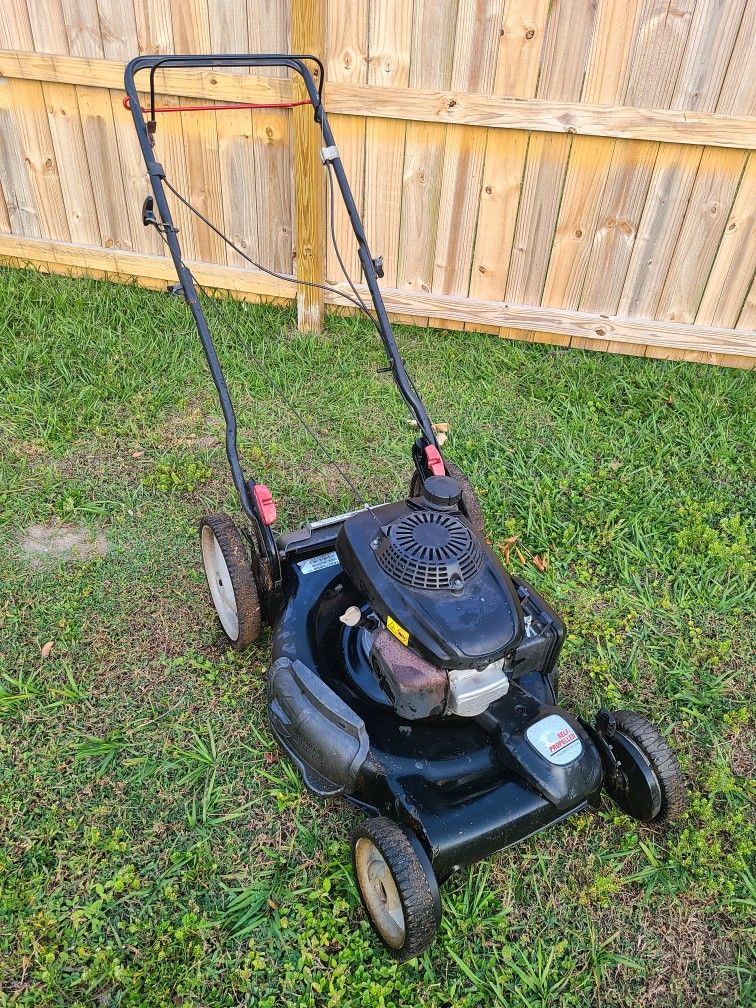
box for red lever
[424,444,445,477]
[122,96,311,114]
[253,484,277,526]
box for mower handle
[124,54,441,580]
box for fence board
[0,79,40,236]
[25,0,68,55]
[363,0,412,289]
[4,233,752,364]
[505,0,598,306]
[579,0,697,313]
[697,153,756,328]
[656,147,747,322]
[396,0,454,296]
[432,0,506,296]
[95,0,139,62]
[61,0,103,58]
[6,77,70,241]
[249,0,292,275]
[325,1,368,282]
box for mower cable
[151,222,371,507]
[324,161,374,319]
[162,177,381,332]
[156,177,423,514]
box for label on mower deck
[526,715,582,766]
[298,551,339,575]
[386,615,410,647]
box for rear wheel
[410,460,485,536]
[199,513,261,649]
[603,710,687,822]
[351,817,440,961]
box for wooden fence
[0,0,754,367]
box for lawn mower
[125,54,687,960]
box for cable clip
[319,144,339,164]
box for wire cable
[148,221,369,506]
[324,161,374,318]
[162,176,381,333]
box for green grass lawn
[0,265,754,1007]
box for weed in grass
[1,266,754,1007]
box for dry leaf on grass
[533,553,549,572]
[496,535,519,565]
[40,640,55,659]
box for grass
[0,264,754,1007]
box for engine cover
[336,499,523,669]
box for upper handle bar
[124,54,325,124]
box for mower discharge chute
[125,54,687,961]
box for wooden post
[291,0,325,332]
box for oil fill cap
[422,475,462,509]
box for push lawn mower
[126,54,687,960]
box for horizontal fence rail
[0,0,754,368]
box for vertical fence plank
[469,0,548,314]
[393,0,454,297]
[96,0,139,61]
[77,85,133,249]
[43,83,102,245]
[718,0,756,116]
[735,276,756,330]
[579,0,696,314]
[432,0,506,300]
[292,0,325,330]
[655,147,747,322]
[696,154,756,328]
[0,1,37,234]
[133,0,174,54]
[0,79,41,236]
[618,0,748,319]
[109,89,166,256]
[362,0,412,289]
[249,0,293,275]
[540,0,643,311]
[325,1,367,283]
[7,77,70,241]
[61,0,104,57]
[504,0,599,306]
[210,1,260,270]
[25,0,68,54]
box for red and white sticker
[526,715,583,766]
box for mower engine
[335,476,562,720]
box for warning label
[298,551,340,575]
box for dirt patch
[19,523,108,563]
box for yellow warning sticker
[386,615,409,646]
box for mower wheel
[199,513,261,649]
[351,817,440,961]
[410,461,485,536]
[604,710,687,823]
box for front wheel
[603,710,687,822]
[199,513,261,650]
[351,817,440,961]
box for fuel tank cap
[421,475,462,509]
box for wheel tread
[351,817,440,961]
[199,513,261,649]
[612,710,687,822]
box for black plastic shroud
[336,499,523,669]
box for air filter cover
[376,510,482,590]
